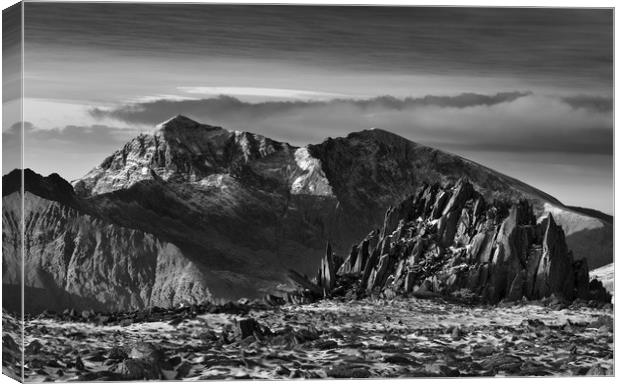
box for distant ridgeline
[2,116,611,313]
[290,179,611,304]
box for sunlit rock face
[74,115,297,195]
[3,172,214,313]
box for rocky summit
[1,116,613,313]
[296,179,611,305]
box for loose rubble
[3,295,613,381]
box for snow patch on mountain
[291,147,333,196]
[197,174,228,188]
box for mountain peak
[156,114,223,134]
[345,127,421,147]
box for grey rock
[115,358,161,380]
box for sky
[1,4,613,213]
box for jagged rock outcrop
[299,180,610,304]
[316,242,336,292]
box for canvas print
[1,2,614,381]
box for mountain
[3,170,216,313]
[74,115,614,267]
[2,115,612,312]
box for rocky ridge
[2,173,215,313]
[298,179,610,305]
[78,117,273,193]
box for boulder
[337,245,358,275]
[454,208,471,246]
[351,240,370,274]
[533,214,575,300]
[234,317,270,340]
[439,210,461,247]
[317,242,336,291]
[442,178,474,216]
[506,270,526,302]
[369,254,393,290]
[430,190,450,219]
[108,346,129,361]
[326,365,371,378]
[115,358,161,380]
[381,206,399,239]
[404,270,416,293]
[360,248,381,288]
[573,259,590,299]
[128,342,165,363]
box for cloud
[88,91,611,156]
[560,95,612,113]
[2,122,140,178]
[177,86,349,100]
[89,91,532,125]
[385,94,612,155]
[2,122,137,150]
[353,92,533,110]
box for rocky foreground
[2,295,613,381]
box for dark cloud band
[2,122,137,151]
[90,91,532,125]
[561,95,612,113]
[88,91,612,157]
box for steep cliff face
[2,188,215,313]
[324,180,610,304]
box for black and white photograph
[1,1,615,381]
